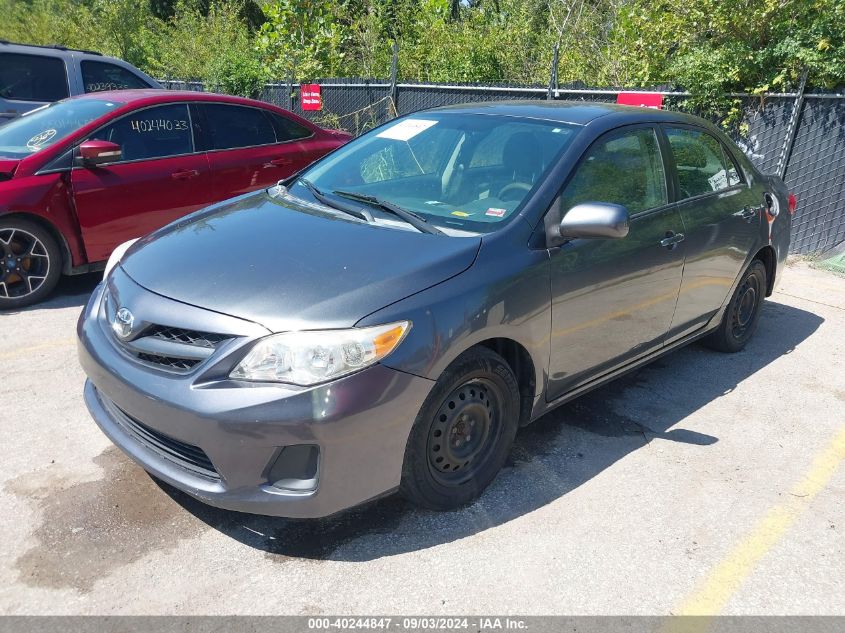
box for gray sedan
[77,102,794,517]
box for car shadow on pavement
[158,299,823,561]
[2,272,101,314]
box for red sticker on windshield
[485,208,506,217]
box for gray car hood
[121,190,481,332]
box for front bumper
[78,278,434,518]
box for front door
[71,103,213,262]
[661,125,762,340]
[547,126,686,400]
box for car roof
[429,100,702,127]
[1,39,104,59]
[67,89,277,108]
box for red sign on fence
[616,92,663,109]
[301,84,322,111]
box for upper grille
[105,396,220,480]
[146,325,231,349]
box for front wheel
[703,259,767,353]
[400,347,520,510]
[0,218,62,310]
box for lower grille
[104,396,219,480]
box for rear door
[0,52,70,123]
[547,125,686,400]
[194,103,319,201]
[660,125,762,341]
[71,103,213,262]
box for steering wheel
[497,182,532,201]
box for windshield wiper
[296,178,374,223]
[333,190,443,235]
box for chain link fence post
[389,42,399,118]
[777,67,809,179]
[547,45,559,101]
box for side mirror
[78,140,122,166]
[559,202,630,240]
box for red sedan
[0,90,351,308]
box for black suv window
[81,60,151,93]
[200,104,276,150]
[90,104,193,162]
[266,111,313,142]
[561,128,668,214]
[0,53,69,102]
[665,127,742,198]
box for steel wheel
[401,347,520,510]
[427,378,504,485]
[0,219,61,309]
[703,259,767,353]
[730,272,761,340]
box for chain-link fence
[160,78,845,254]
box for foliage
[1,0,843,102]
[144,0,260,82]
[614,0,845,100]
[206,50,266,98]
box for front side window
[81,61,151,93]
[0,53,69,102]
[298,113,578,233]
[200,104,276,150]
[561,128,668,214]
[665,127,741,198]
[0,98,120,159]
[89,104,193,162]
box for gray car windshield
[295,113,578,233]
[0,98,121,159]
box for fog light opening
[267,444,319,493]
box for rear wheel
[401,347,520,510]
[0,218,62,310]
[703,259,767,353]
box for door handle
[738,206,758,221]
[265,157,294,168]
[660,231,685,249]
[171,169,200,180]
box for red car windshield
[0,98,121,159]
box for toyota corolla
[78,102,794,518]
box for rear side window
[665,127,742,198]
[0,53,69,102]
[89,104,193,162]
[266,111,313,142]
[81,61,151,93]
[200,104,276,150]
[561,127,668,214]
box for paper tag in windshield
[485,208,506,218]
[377,119,437,141]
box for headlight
[103,238,138,279]
[230,321,411,386]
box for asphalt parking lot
[0,261,842,615]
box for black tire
[0,217,62,310]
[400,347,520,510]
[703,259,767,353]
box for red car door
[71,103,213,262]
[194,103,323,200]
